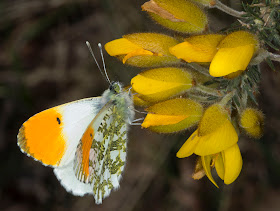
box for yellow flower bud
[142,0,208,33]
[142,98,203,133]
[131,67,193,103]
[177,104,238,157]
[240,108,264,138]
[105,33,180,67]
[170,34,225,63]
[209,31,259,77]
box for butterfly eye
[110,82,121,94]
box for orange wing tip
[17,126,46,167]
[17,125,28,153]
[17,108,66,167]
[17,125,61,167]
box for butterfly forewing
[17,97,102,167]
[74,102,128,204]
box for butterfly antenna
[98,43,111,84]
[86,41,110,84]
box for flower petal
[198,104,229,136]
[124,33,179,55]
[105,38,142,56]
[201,155,219,188]
[123,49,154,64]
[142,0,208,33]
[143,98,203,133]
[209,31,259,77]
[142,113,189,127]
[194,119,238,155]
[215,153,225,180]
[105,33,180,67]
[170,34,225,63]
[223,144,243,184]
[192,157,206,180]
[209,44,255,77]
[177,130,199,158]
[131,67,193,102]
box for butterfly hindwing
[73,101,129,204]
[17,97,102,167]
[53,160,93,196]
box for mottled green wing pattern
[74,104,128,204]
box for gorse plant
[105,0,280,187]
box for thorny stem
[211,0,246,18]
[219,91,236,107]
[269,52,280,62]
[250,49,271,65]
[250,50,280,64]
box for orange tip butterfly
[17,42,135,204]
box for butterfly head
[101,81,134,121]
[109,81,121,94]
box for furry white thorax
[100,81,135,124]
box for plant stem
[219,91,235,107]
[188,93,217,103]
[269,52,280,62]
[194,84,221,97]
[211,0,246,18]
[187,63,211,77]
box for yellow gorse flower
[209,31,259,77]
[142,0,208,33]
[105,33,180,67]
[141,98,203,133]
[131,67,193,103]
[177,104,238,157]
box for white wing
[54,161,93,196]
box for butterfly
[17,42,135,204]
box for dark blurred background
[1,0,280,210]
